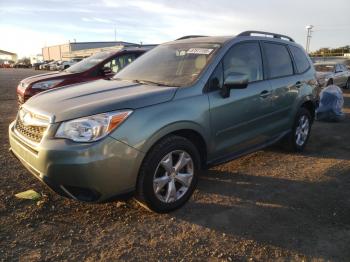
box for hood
[316,71,333,79]
[24,79,177,122]
[22,71,73,85]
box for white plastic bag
[316,85,345,122]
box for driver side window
[102,60,113,73]
[103,54,138,74]
[223,42,263,82]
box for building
[0,49,18,62]
[30,54,44,64]
[42,41,136,61]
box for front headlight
[55,110,132,142]
[32,79,63,89]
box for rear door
[262,42,300,133]
[207,41,274,159]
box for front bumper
[9,121,145,202]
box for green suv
[9,31,317,212]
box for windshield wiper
[132,79,172,87]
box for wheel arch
[300,99,316,122]
[140,123,209,169]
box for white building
[30,54,44,64]
[0,49,18,62]
[42,41,136,61]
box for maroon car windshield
[65,51,114,73]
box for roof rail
[238,31,295,42]
[176,35,207,40]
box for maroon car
[17,45,155,104]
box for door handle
[260,90,271,98]
[295,81,303,88]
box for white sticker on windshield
[187,48,213,55]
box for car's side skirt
[206,130,291,168]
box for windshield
[66,51,113,73]
[314,64,335,72]
[114,43,220,87]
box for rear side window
[289,46,310,73]
[263,43,293,78]
[223,42,263,82]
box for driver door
[207,41,274,159]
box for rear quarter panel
[291,68,318,124]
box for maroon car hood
[22,71,75,84]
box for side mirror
[221,73,249,98]
[101,67,112,75]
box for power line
[313,24,350,28]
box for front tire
[136,135,200,213]
[285,108,312,152]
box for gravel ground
[1,68,350,261]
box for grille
[15,117,47,143]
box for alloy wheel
[295,115,310,146]
[153,150,194,203]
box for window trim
[288,45,311,74]
[261,41,295,80]
[204,40,265,93]
[222,40,265,84]
[204,61,223,93]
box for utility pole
[114,25,117,41]
[305,25,314,53]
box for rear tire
[284,108,312,152]
[136,135,200,213]
[345,78,350,89]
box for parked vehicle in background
[314,62,350,89]
[33,62,44,70]
[41,61,55,70]
[0,60,14,68]
[49,61,63,71]
[38,63,46,70]
[58,60,77,70]
[39,60,52,70]
[13,62,31,68]
[10,31,317,212]
[17,45,156,104]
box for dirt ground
[1,68,350,261]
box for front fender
[109,94,210,154]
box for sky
[0,0,349,57]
